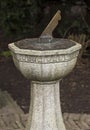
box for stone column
[26,80,66,130]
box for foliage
[0,0,90,39]
[0,51,11,57]
[0,0,42,37]
[57,4,90,38]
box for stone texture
[0,90,25,130]
[0,86,90,130]
[8,38,81,130]
[26,81,66,130]
[8,41,81,82]
[14,38,76,50]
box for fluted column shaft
[26,80,66,130]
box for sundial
[8,10,81,130]
[15,10,75,50]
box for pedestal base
[26,80,66,130]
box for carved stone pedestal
[8,38,81,130]
[26,81,66,130]
[8,10,82,130]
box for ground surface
[0,55,90,114]
[0,89,26,130]
[0,89,90,130]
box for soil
[0,55,90,114]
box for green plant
[0,51,11,57]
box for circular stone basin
[8,38,81,81]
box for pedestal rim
[31,80,61,85]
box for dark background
[0,0,90,114]
[0,0,90,51]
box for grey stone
[8,38,81,130]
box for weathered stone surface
[26,81,66,130]
[8,37,81,130]
[8,40,81,82]
[15,38,76,50]
[0,90,25,130]
[1,90,90,130]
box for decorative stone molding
[13,50,79,64]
